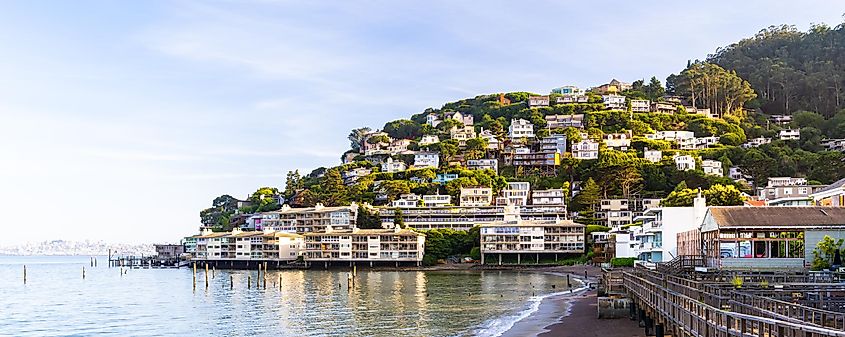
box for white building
[421,194,451,207]
[779,129,800,141]
[701,160,723,176]
[742,137,772,148]
[508,118,535,139]
[631,195,707,264]
[646,130,695,142]
[812,177,845,207]
[540,134,567,154]
[467,158,498,172]
[602,94,626,110]
[460,187,494,206]
[381,158,407,173]
[644,148,662,163]
[449,125,476,146]
[822,139,845,153]
[674,155,696,171]
[603,131,632,151]
[571,139,599,160]
[414,152,440,169]
[532,189,566,206]
[419,135,439,146]
[446,111,474,126]
[480,218,585,265]
[479,128,501,150]
[498,182,530,206]
[545,114,584,129]
[528,95,550,107]
[426,113,441,127]
[630,99,651,112]
[303,227,426,265]
[392,194,420,208]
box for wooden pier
[613,256,845,337]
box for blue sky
[1,1,843,245]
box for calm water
[0,256,572,337]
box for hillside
[199,23,845,232]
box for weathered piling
[212,266,215,279]
[205,263,209,289]
[248,275,252,289]
[347,272,353,291]
[192,262,197,290]
[278,274,282,291]
[82,266,86,279]
[23,265,26,284]
[230,275,233,290]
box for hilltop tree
[643,76,666,101]
[318,169,349,206]
[383,119,422,139]
[667,61,756,117]
[283,170,303,200]
[348,127,372,152]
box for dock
[607,256,845,337]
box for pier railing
[623,269,845,337]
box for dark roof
[710,207,845,227]
[815,178,845,194]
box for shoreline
[495,265,645,337]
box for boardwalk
[619,263,845,337]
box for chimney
[693,189,707,225]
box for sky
[0,1,843,245]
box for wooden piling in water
[248,275,252,289]
[192,262,197,290]
[230,275,233,290]
[205,263,209,289]
[23,265,26,284]
[82,266,86,279]
[212,266,215,279]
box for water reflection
[1,257,572,337]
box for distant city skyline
[1,1,843,244]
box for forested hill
[198,20,845,231]
[708,22,845,119]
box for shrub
[610,257,635,267]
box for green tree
[662,181,698,207]
[348,127,372,151]
[394,209,405,229]
[703,184,744,206]
[811,235,844,271]
[283,170,303,200]
[383,119,422,139]
[318,169,349,206]
[356,207,383,229]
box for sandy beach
[499,266,645,337]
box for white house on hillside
[381,158,407,173]
[631,99,650,112]
[572,139,599,159]
[509,119,535,139]
[779,129,800,141]
[602,94,626,110]
[414,152,440,169]
[674,155,696,171]
[644,148,662,163]
[702,160,723,176]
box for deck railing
[623,270,845,337]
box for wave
[471,279,589,337]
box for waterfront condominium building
[479,218,585,265]
[193,228,304,262]
[595,196,662,228]
[303,227,425,266]
[257,203,359,233]
[232,230,304,260]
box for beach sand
[499,266,645,337]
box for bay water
[0,256,572,336]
